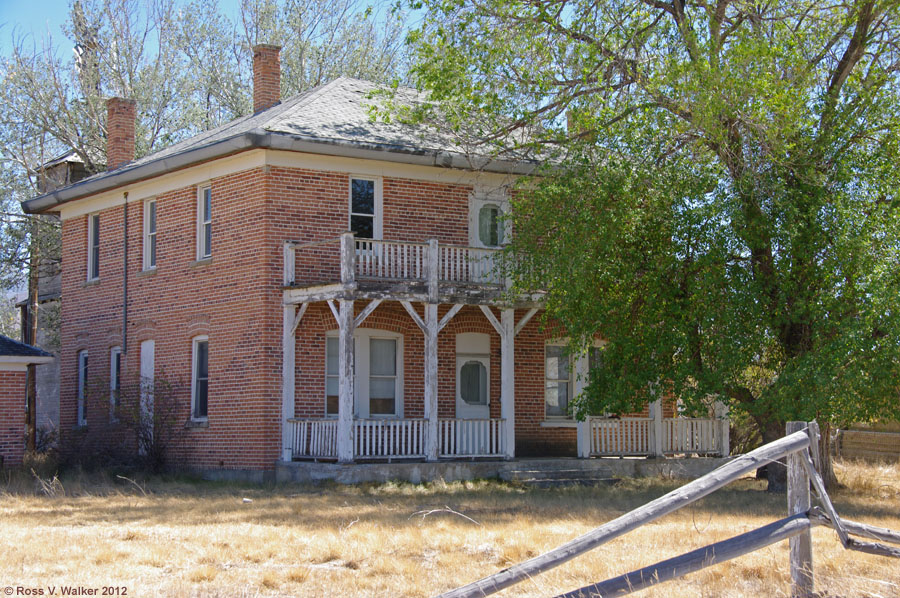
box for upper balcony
[282,232,537,306]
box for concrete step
[500,468,619,487]
[515,478,620,489]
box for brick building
[22,46,728,480]
[0,335,53,467]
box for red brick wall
[0,370,25,467]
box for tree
[406,0,900,489]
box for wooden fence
[836,428,900,461]
[434,421,900,598]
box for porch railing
[664,417,720,455]
[354,418,426,459]
[287,417,505,460]
[284,234,503,289]
[439,418,505,458]
[590,417,653,456]
[288,418,338,459]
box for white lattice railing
[439,246,502,285]
[590,418,653,456]
[288,418,338,459]
[664,418,720,455]
[354,418,426,459]
[439,418,505,457]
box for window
[109,347,122,422]
[77,350,88,426]
[191,337,209,420]
[545,344,571,418]
[197,186,212,259]
[459,360,488,406]
[324,330,401,418]
[349,177,381,239]
[369,338,397,416]
[87,213,100,280]
[143,199,157,269]
[478,203,504,247]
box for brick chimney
[253,44,281,113]
[106,97,136,171]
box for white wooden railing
[439,418,505,457]
[283,234,503,288]
[664,418,720,455]
[287,418,338,459]
[590,417,653,456]
[354,418,426,459]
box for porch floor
[274,456,731,485]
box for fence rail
[354,418,426,459]
[435,421,900,598]
[287,418,338,459]
[664,417,720,454]
[590,417,651,456]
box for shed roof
[0,334,54,363]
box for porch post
[650,398,665,457]
[281,302,297,461]
[500,308,516,459]
[715,399,730,456]
[424,303,439,461]
[337,298,355,463]
[574,353,591,458]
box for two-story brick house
[22,45,727,481]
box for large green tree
[408,0,900,487]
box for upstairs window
[143,199,157,270]
[192,337,209,420]
[197,186,212,259]
[87,213,100,280]
[349,177,381,240]
[478,203,504,247]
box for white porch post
[424,303,439,461]
[650,398,665,457]
[337,298,355,463]
[500,309,515,459]
[575,353,591,458]
[715,399,730,456]
[282,303,297,462]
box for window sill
[185,418,209,429]
[190,257,212,268]
[72,423,88,431]
[137,267,157,277]
[541,420,578,428]
[82,279,100,288]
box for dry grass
[0,460,897,597]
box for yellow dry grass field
[1,460,898,598]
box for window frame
[468,188,509,249]
[324,328,402,419]
[191,336,209,421]
[77,349,89,427]
[143,198,157,270]
[87,213,100,280]
[348,176,383,241]
[109,346,122,422]
[197,185,212,260]
[543,339,606,421]
[544,342,572,420]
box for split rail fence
[435,421,900,598]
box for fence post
[714,400,729,457]
[787,421,813,598]
[650,399,664,457]
[427,239,439,302]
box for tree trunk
[758,419,787,492]
[816,421,840,490]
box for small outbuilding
[0,334,53,467]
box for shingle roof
[23,77,535,214]
[0,335,53,359]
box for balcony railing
[287,417,506,460]
[589,417,727,457]
[284,233,504,290]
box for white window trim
[544,338,606,422]
[197,185,212,260]
[87,212,100,281]
[109,346,122,422]
[348,176,383,240]
[191,335,209,421]
[324,328,403,418]
[468,187,510,248]
[143,198,157,270]
[77,349,88,427]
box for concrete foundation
[273,456,731,485]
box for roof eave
[22,131,538,214]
